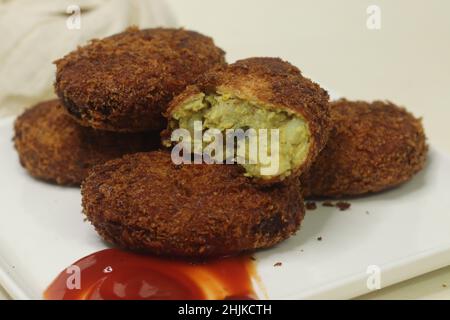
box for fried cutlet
[300,99,428,197]
[54,27,226,132]
[162,57,331,183]
[82,151,304,257]
[14,99,160,185]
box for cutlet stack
[79,54,333,257]
[14,27,427,258]
[14,27,226,186]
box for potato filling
[170,92,311,180]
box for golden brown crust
[54,27,226,132]
[300,99,428,197]
[82,151,304,257]
[163,57,331,183]
[14,99,161,186]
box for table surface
[1,0,449,299]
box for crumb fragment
[365,211,370,215]
[250,256,256,261]
[273,262,282,267]
[443,284,448,288]
[317,236,322,241]
[322,201,334,207]
[336,201,351,211]
[306,202,317,210]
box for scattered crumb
[320,200,351,211]
[250,256,256,261]
[443,284,448,288]
[336,201,351,211]
[365,211,370,215]
[300,249,304,252]
[317,236,322,241]
[273,262,282,267]
[306,202,317,210]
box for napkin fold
[0,0,176,117]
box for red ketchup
[44,248,258,300]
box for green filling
[170,93,310,180]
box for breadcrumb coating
[14,99,160,185]
[300,99,428,197]
[82,151,304,257]
[55,27,226,132]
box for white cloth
[0,0,177,117]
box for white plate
[1,116,450,300]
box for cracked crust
[54,27,226,132]
[82,151,304,257]
[162,57,331,183]
[300,99,428,197]
[14,99,161,185]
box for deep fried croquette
[14,99,160,185]
[300,99,428,197]
[162,57,331,183]
[54,27,226,132]
[82,151,304,258]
